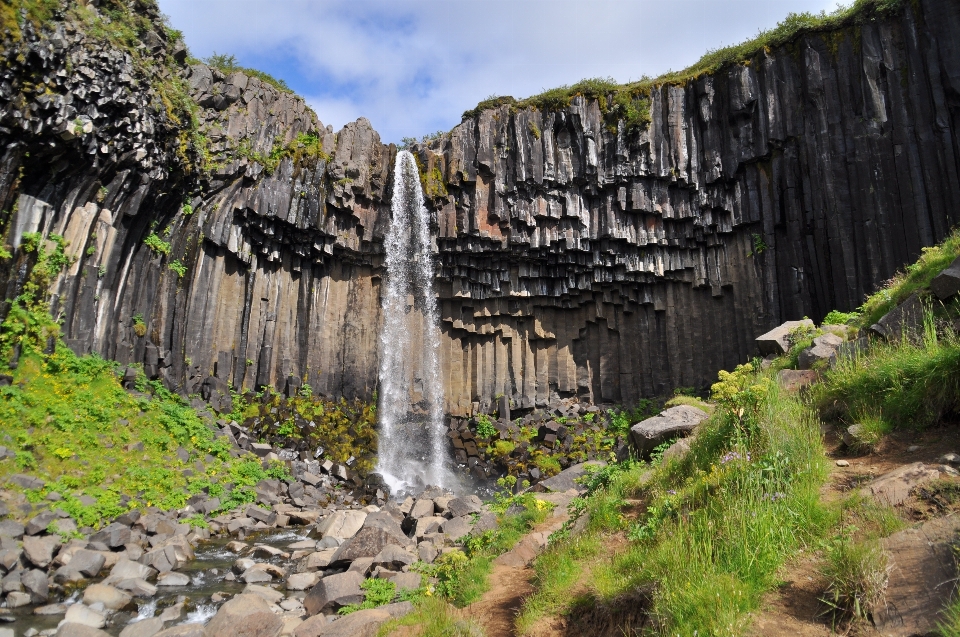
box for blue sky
[158,0,842,144]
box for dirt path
[466,503,571,637]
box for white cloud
[159,0,842,143]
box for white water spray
[376,150,451,494]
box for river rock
[286,572,319,590]
[56,625,112,637]
[105,559,157,584]
[82,584,133,610]
[22,535,60,568]
[55,550,106,581]
[119,617,164,637]
[242,584,284,605]
[316,511,366,540]
[21,569,49,602]
[113,578,157,597]
[206,594,283,637]
[155,571,191,586]
[63,604,106,629]
[151,625,206,637]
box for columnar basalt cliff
[1,0,959,416]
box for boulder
[930,256,960,299]
[302,548,338,571]
[89,523,132,548]
[439,516,472,542]
[114,578,157,597]
[63,604,106,629]
[861,463,940,507]
[413,516,444,538]
[156,571,191,586]
[630,405,707,455]
[152,625,207,637]
[389,572,422,592]
[119,617,164,637]
[0,520,24,539]
[408,499,435,519]
[445,495,483,518]
[242,584,285,605]
[22,535,60,568]
[21,568,49,602]
[662,438,691,461]
[286,572,319,591]
[870,293,924,342]
[105,558,157,584]
[293,607,390,637]
[798,344,838,370]
[302,570,364,615]
[25,510,59,536]
[205,593,282,637]
[55,550,106,581]
[330,527,407,566]
[872,515,960,635]
[531,461,605,494]
[371,545,417,571]
[777,369,819,393]
[316,511,366,540]
[82,584,133,610]
[755,319,814,356]
[56,625,112,637]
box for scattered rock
[777,369,819,393]
[302,570,364,615]
[82,584,133,610]
[835,459,850,467]
[119,617,164,637]
[205,594,283,637]
[755,319,815,356]
[156,571,190,586]
[630,406,707,456]
[861,462,940,506]
[63,604,106,629]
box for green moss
[204,52,293,94]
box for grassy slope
[511,228,960,635]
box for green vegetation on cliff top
[463,0,906,124]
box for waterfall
[376,150,451,494]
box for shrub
[475,414,496,439]
[144,233,171,256]
[820,530,887,622]
[168,260,187,278]
[132,313,147,337]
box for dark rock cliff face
[1,0,959,416]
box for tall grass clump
[581,365,829,636]
[815,310,960,432]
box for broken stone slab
[930,256,960,300]
[389,572,421,592]
[156,571,191,586]
[408,498,435,519]
[798,344,838,370]
[439,516,472,542]
[872,515,960,635]
[54,550,106,582]
[755,319,814,356]
[861,462,940,507]
[316,510,366,540]
[870,293,925,342]
[630,405,707,456]
[153,624,206,637]
[413,516,444,538]
[56,625,112,637]
[205,593,283,637]
[531,461,606,494]
[301,548,338,571]
[25,510,60,536]
[242,584,284,605]
[329,527,408,566]
[104,558,157,584]
[302,570,364,615]
[113,578,157,597]
[21,568,48,603]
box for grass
[814,312,960,432]
[204,52,293,94]
[663,394,714,413]
[377,597,484,637]
[855,228,960,328]
[515,365,831,636]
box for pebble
[907,445,920,452]
[939,453,960,466]
[835,460,850,467]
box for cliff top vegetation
[462,0,906,125]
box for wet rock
[21,569,49,603]
[33,604,67,615]
[113,578,157,597]
[5,592,30,608]
[56,625,112,637]
[119,618,165,637]
[630,406,707,456]
[302,571,364,615]
[63,604,106,629]
[206,593,283,637]
[152,625,206,637]
[82,584,133,610]
[156,571,190,586]
[242,584,284,605]
[105,558,157,584]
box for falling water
[377,150,451,494]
